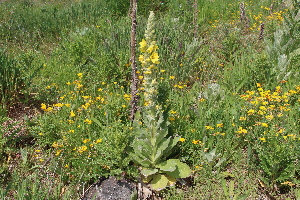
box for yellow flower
[179,138,186,142]
[250,100,258,105]
[83,139,91,143]
[84,119,92,124]
[261,123,268,127]
[216,123,223,127]
[205,126,214,130]
[55,150,62,156]
[96,139,102,144]
[38,132,43,136]
[70,110,76,117]
[68,120,74,124]
[257,110,266,115]
[192,140,201,144]
[265,115,274,120]
[68,130,75,133]
[45,107,53,112]
[52,142,59,148]
[278,128,284,133]
[281,181,294,186]
[82,95,90,99]
[139,55,145,63]
[247,109,255,115]
[259,137,266,142]
[150,52,160,64]
[123,94,131,100]
[239,117,246,121]
[41,103,47,110]
[236,127,247,134]
[258,88,264,92]
[77,73,83,77]
[198,98,205,102]
[259,106,267,110]
[77,146,88,153]
[169,76,175,80]
[53,103,64,107]
[169,116,175,121]
[139,39,147,52]
[147,44,155,53]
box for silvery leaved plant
[130,11,191,191]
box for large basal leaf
[150,174,169,191]
[142,174,154,183]
[141,168,158,177]
[156,159,177,172]
[150,174,178,191]
[165,160,191,178]
[165,174,177,187]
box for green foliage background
[0,0,299,199]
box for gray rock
[80,176,137,200]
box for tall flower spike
[131,11,191,191]
[139,11,160,110]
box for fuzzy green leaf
[155,138,170,158]
[142,174,154,183]
[150,174,169,191]
[156,159,177,172]
[164,160,191,178]
[141,168,158,177]
[130,153,151,168]
[159,137,180,159]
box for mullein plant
[130,11,191,191]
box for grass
[0,0,299,199]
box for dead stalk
[193,0,198,38]
[129,0,139,121]
[240,2,250,30]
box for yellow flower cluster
[39,72,130,162]
[204,123,226,136]
[241,85,299,116]
[239,84,300,141]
